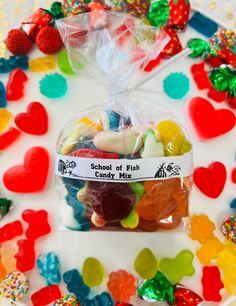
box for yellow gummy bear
[196,237,224,265]
[189,214,216,244]
[120,210,139,229]
[222,269,236,295]
[156,120,192,156]
[29,56,56,72]
[217,248,236,273]
[0,109,12,132]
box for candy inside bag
[56,12,193,232]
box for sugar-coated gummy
[39,73,68,98]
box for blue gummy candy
[63,269,90,303]
[0,81,6,107]
[83,292,114,306]
[163,72,190,100]
[75,137,97,150]
[37,252,61,285]
[230,198,236,211]
[189,12,218,38]
[0,56,29,73]
[40,73,68,99]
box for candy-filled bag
[56,11,193,232]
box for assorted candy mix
[0,0,235,304]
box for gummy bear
[159,249,195,283]
[37,252,61,285]
[1,245,17,273]
[134,248,158,279]
[86,182,136,222]
[0,55,29,73]
[196,237,224,265]
[136,178,189,230]
[0,220,23,243]
[0,128,21,150]
[57,49,75,75]
[22,209,51,240]
[63,269,90,303]
[83,292,113,306]
[156,120,192,156]
[201,266,223,302]
[82,257,105,287]
[189,214,216,244]
[15,239,35,272]
[31,285,62,306]
[107,270,136,303]
[0,81,6,107]
[0,109,12,132]
[29,56,56,72]
[6,68,28,101]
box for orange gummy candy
[136,178,189,230]
[107,270,136,303]
[1,245,17,273]
[189,215,216,244]
[196,237,224,265]
[0,260,7,279]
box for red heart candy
[232,168,236,184]
[187,97,236,139]
[3,146,50,193]
[194,162,226,198]
[15,102,48,135]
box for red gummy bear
[187,97,236,139]
[231,167,236,184]
[31,285,62,306]
[70,148,119,159]
[15,102,48,135]
[0,127,21,150]
[3,146,50,193]
[0,220,23,243]
[15,239,35,272]
[6,68,28,101]
[191,62,212,90]
[22,209,51,240]
[202,266,224,302]
[194,162,226,198]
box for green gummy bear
[82,257,105,287]
[134,248,158,279]
[159,250,195,283]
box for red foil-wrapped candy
[173,285,203,306]
[21,8,54,41]
[168,0,191,31]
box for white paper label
[55,152,193,182]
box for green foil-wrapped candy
[137,271,175,305]
[148,0,169,28]
[209,65,236,93]
[50,2,65,19]
[0,197,12,219]
[188,38,216,59]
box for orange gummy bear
[196,237,224,265]
[136,178,189,230]
[107,270,136,303]
[189,215,216,244]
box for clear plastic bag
[56,12,193,232]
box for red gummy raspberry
[6,29,32,55]
[36,26,63,54]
